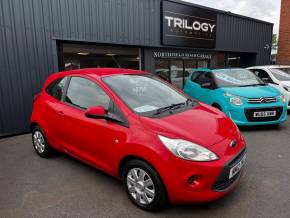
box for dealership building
[0,0,273,136]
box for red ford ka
[30,68,246,211]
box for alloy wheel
[126,168,155,205]
[33,130,45,154]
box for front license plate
[253,111,276,118]
[229,155,246,179]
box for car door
[60,76,128,173]
[184,71,202,99]
[42,77,69,149]
[196,72,215,105]
[184,71,214,103]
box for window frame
[62,76,112,111]
[45,77,69,101]
[190,71,202,84]
[251,69,274,84]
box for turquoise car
[184,68,288,126]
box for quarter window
[65,77,110,110]
[46,77,68,100]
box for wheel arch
[118,155,156,179]
[212,102,222,110]
[118,154,169,204]
[29,121,40,132]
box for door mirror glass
[201,82,212,89]
[85,106,107,119]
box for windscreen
[103,74,188,114]
[270,68,290,81]
[212,69,264,88]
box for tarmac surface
[1,117,290,218]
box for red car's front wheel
[122,159,167,211]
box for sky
[182,0,281,35]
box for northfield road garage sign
[162,1,217,48]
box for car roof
[192,68,245,73]
[44,68,148,88]
[51,68,147,79]
[248,65,290,69]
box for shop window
[155,58,209,89]
[61,43,140,71]
[170,60,184,89]
[155,59,170,83]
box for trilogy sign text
[162,1,217,48]
[164,16,216,33]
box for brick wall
[277,0,290,64]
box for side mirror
[201,82,212,89]
[85,106,107,119]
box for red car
[30,68,246,211]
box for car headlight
[283,85,290,92]
[280,94,286,102]
[224,92,243,106]
[230,97,243,106]
[158,135,219,161]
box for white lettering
[184,20,192,30]
[174,18,182,28]
[164,16,216,33]
[164,16,174,27]
[192,21,201,31]
[208,24,216,33]
[201,23,209,32]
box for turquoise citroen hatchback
[184,68,288,126]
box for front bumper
[161,138,246,204]
[223,102,288,126]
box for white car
[247,65,290,109]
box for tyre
[122,159,167,211]
[32,126,54,158]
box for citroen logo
[230,140,237,148]
[260,97,266,103]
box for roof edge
[168,0,273,26]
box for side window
[199,73,212,84]
[191,72,201,83]
[65,77,111,110]
[46,77,68,100]
[253,69,273,83]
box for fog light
[187,175,200,185]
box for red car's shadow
[51,151,248,215]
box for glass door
[154,59,210,89]
[170,60,184,89]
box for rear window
[46,77,68,100]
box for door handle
[57,110,65,116]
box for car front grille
[212,148,246,191]
[247,97,277,104]
[244,107,283,122]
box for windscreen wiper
[154,101,190,115]
[239,84,264,87]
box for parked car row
[184,67,288,126]
[248,65,290,109]
[30,66,288,211]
